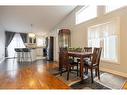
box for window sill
[101,58,119,64]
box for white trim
[101,59,119,64]
[100,67,127,78]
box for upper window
[88,18,120,63]
[106,5,125,13]
[76,5,97,25]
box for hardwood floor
[122,81,127,89]
[0,59,70,89]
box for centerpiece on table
[68,47,82,52]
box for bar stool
[22,48,32,63]
[13,48,23,63]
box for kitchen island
[16,47,43,62]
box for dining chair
[83,47,102,83]
[77,47,92,61]
[84,47,92,52]
[59,50,79,80]
[77,47,92,74]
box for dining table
[68,51,92,81]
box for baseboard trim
[100,67,127,78]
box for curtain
[7,33,25,58]
[5,31,15,57]
[20,33,27,43]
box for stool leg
[13,53,16,64]
[29,52,32,63]
[21,52,24,63]
[19,52,22,63]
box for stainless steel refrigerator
[46,36,54,61]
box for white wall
[0,25,5,63]
[50,6,127,77]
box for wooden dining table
[68,51,92,81]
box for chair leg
[21,52,24,64]
[29,52,32,64]
[60,67,63,76]
[84,67,86,74]
[85,67,88,75]
[20,52,23,64]
[13,53,16,64]
[77,64,78,76]
[91,68,93,83]
[19,53,21,63]
[95,68,97,76]
[97,67,100,80]
[72,67,74,70]
[67,67,70,80]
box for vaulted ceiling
[0,6,76,35]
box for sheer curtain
[88,18,119,62]
[7,33,25,58]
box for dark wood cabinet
[58,29,71,48]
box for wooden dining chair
[77,47,92,61]
[84,47,102,83]
[59,50,79,80]
[84,47,92,52]
[77,47,92,74]
[83,47,92,60]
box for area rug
[49,67,117,89]
[55,71,81,86]
[94,73,127,89]
[55,71,109,89]
[70,72,109,89]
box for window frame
[76,5,97,25]
[106,5,125,13]
[87,17,120,64]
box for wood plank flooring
[0,59,127,89]
[122,81,127,89]
[0,59,70,89]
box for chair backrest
[91,47,102,66]
[15,48,23,52]
[84,47,92,52]
[22,48,31,52]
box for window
[106,5,125,13]
[8,33,25,58]
[76,5,97,24]
[88,18,119,63]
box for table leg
[80,56,83,81]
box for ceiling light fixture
[28,24,35,38]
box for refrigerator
[46,36,54,61]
